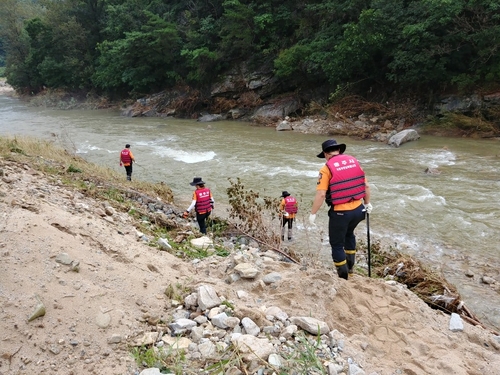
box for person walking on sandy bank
[309,139,372,280]
[279,191,298,241]
[183,177,214,235]
[119,144,135,181]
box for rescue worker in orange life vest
[279,191,298,241]
[119,144,135,181]
[309,139,373,280]
[183,177,214,235]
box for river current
[1,95,499,331]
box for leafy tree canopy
[0,0,499,98]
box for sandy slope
[1,158,500,375]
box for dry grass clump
[251,116,279,126]
[306,95,422,128]
[327,95,389,118]
[211,97,237,113]
[170,88,204,118]
[238,91,263,108]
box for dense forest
[0,0,499,105]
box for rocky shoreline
[3,79,500,140]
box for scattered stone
[236,290,249,300]
[107,334,122,344]
[231,334,276,362]
[268,353,283,367]
[55,253,73,265]
[262,272,282,284]
[241,317,260,336]
[169,318,197,335]
[197,285,221,311]
[198,340,217,359]
[158,237,172,250]
[139,369,162,375]
[190,236,213,249]
[234,263,259,279]
[28,295,46,322]
[449,313,464,332]
[290,316,330,335]
[349,361,366,375]
[132,332,159,346]
[482,276,496,285]
[69,260,80,272]
[95,311,111,328]
[104,206,115,216]
[162,336,192,350]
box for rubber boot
[345,250,356,274]
[288,227,293,241]
[335,263,349,280]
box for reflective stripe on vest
[326,154,365,205]
[284,196,298,214]
[195,188,212,213]
[121,149,131,164]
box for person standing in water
[279,191,298,241]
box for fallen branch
[232,228,300,264]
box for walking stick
[367,213,371,278]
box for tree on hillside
[1,0,500,100]
[93,11,182,95]
[0,0,44,91]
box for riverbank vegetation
[0,0,499,107]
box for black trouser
[328,204,366,279]
[124,165,133,181]
[281,217,294,239]
[196,210,211,234]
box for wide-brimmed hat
[317,139,346,158]
[281,191,291,197]
[189,177,205,186]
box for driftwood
[370,246,499,335]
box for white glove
[309,214,316,225]
[364,203,373,214]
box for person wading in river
[119,144,135,181]
[279,191,298,241]
[183,177,214,235]
[309,139,372,280]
